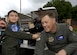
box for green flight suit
[34,23,77,55]
[2,23,32,55]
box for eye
[45,21,48,24]
[15,15,18,17]
[10,15,14,17]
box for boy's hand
[32,33,40,39]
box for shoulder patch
[10,24,20,32]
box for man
[34,11,77,55]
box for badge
[10,24,20,32]
[48,37,54,42]
[56,35,64,41]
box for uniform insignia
[69,26,73,31]
[10,24,20,32]
[56,35,64,41]
[48,37,54,42]
[36,37,41,41]
[36,33,41,41]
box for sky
[0,0,77,17]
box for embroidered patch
[56,35,64,41]
[10,24,20,32]
[48,37,54,42]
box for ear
[7,17,10,23]
[52,18,56,23]
[7,17,9,20]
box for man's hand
[32,33,40,39]
[0,20,6,28]
[56,49,66,55]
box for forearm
[34,34,46,55]
[34,42,44,55]
[64,43,77,55]
[5,28,32,39]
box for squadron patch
[56,35,64,41]
[10,24,20,32]
[48,37,54,42]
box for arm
[5,26,38,40]
[62,25,77,55]
[64,31,77,55]
[34,32,46,55]
[56,25,77,55]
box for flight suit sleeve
[4,25,32,40]
[34,31,46,55]
[63,25,77,55]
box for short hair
[39,10,57,19]
[7,10,19,17]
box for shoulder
[57,23,68,27]
[57,23,69,29]
[41,30,48,36]
[57,23,73,31]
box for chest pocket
[47,34,67,46]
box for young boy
[2,10,38,55]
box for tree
[72,5,77,21]
[44,2,52,7]
[43,0,72,22]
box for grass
[74,28,77,33]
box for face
[8,12,19,23]
[41,15,56,32]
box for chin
[45,30,50,32]
[11,21,17,23]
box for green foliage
[43,0,72,21]
[74,28,77,33]
[71,5,77,21]
[43,2,52,7]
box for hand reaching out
[32,33,40,39]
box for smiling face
[8,10,19,23]
[41,15,56,32]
